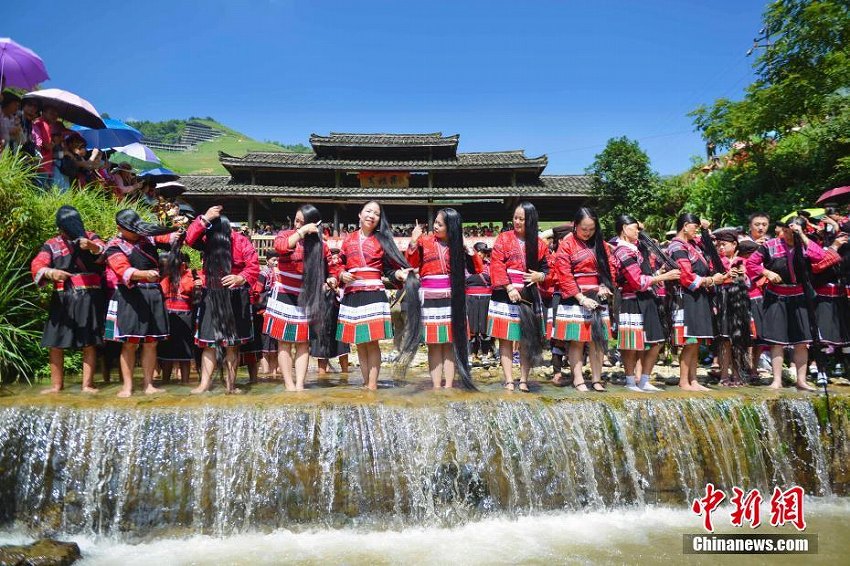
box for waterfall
[0,397,846,540]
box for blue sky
[8,0,767,174]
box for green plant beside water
[0,151,153,383]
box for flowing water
[0,388,848,563]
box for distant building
[181,132,594,230]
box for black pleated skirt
[157,310,194,361]
[196,286,254,347]
[105,284,169,343]
[41,288,105,349]
[761,291,812,345]
[466,294,490,335]
[617,292,665,350]
[672,288,714,345]
[815,294,849,345]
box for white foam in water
[2,500,847,565]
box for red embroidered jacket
[272,229,333,295]
[613,241,655,297]
[745,237,827,294]
[31,231,106,288]
[554,233,616,298]
[336,231,401,293]
[105,232,177,288]
[160,269,196,312]
[489,231,550,290]
[668,237,711,292]
[465,262,492,295]
[405,235,484,277]
[185,216,260,287]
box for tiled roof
[310,132,459,147]
[181,175,592,198]
[219,150,547,170]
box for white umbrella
[113,142,161,163]
[22,88,105,129]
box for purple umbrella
[0,38,49,90]
[22,88,106,129]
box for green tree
[587,136,660,229]
[690,0,850,147]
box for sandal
[504,381,516,392]
[590,381,607,392]
[552,373,568,387]
[572,381,589,392]
[519,381,530,393]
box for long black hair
[574,207,613,290]
[298,205,337,355]
[297,204,326,318]
[362,201,422,378]
[676,213,700,234]
[162,231,187,294]
[575,207,613,352]
[204,216,238,343]
[440,208,475,389]
[516,201,545,366]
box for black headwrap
[116,209,177,237]
[56,205,85,240]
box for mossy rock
[0,539,81,566]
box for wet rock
[831,377,850,386]
[0,539,81,566]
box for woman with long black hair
[31,206,107,394]
[158,250,197,384]
[552,208,616,392]
[668,213,724,391]
[487,201,549,392]
[712,229,754,387]
[185,205,260,394]
[746,217,835,390]
[104,209,179,397]
[264,205,333,391]
[406,208,481,389]
[612,215,680,391]
[334,201,419,390]
[466,242,494,365]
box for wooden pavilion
[180,132,595,231]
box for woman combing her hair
[612,215,680,391]
[746,217,835,390]
[668,213,724,391]
[31,206,108,394]
[552,207,616,392]
[264,205,333,391]
[185,205,260,394]
[487,201,550,392]
[104,209,180,397]
[334,201,417,390]
[406,208,482,389]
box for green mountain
[123,118,310,175]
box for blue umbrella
[71,118,142,150]
[138,167,180,183]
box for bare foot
[692,382,711,391]
[81,386,99,394]
[117,389,132,398]
[144,385,165,395]
[768,383,783,390]
[41,387,62,394]
[226,388,243,395]
[796,382,817,392]
[190,386,208,394]
[678,383,698,391]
